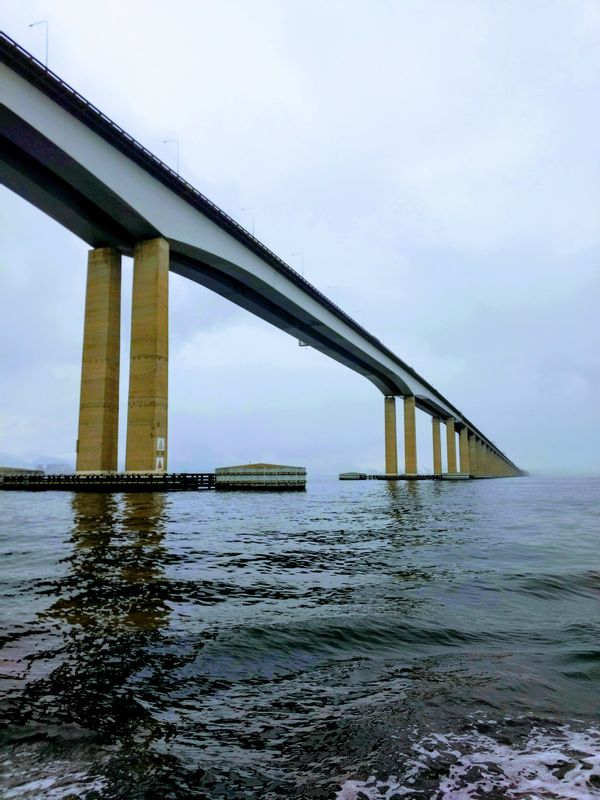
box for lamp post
[29,20,48,67]
[241,208,255,236]
[162,139,179,175]
[292,252,304,278]
[292,253,309,346]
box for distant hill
[0,452,74,473]
[0,452,33,469]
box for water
[1,476,599,799]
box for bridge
[0,32,520,479]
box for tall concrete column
[477,441,487,476]
[384,396,398,475]
[76,247,121,472]
[468,433,478,477]
[404,395,417,474]
[490,452,498,476]
[494,454,502,477]
[459,427,470,475]
[445,418,457,473]
[483,445,491,476]
[125,238,169,472]
[432,417,442,476]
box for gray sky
[1,0,599,475]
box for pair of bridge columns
[383,396,516,477]
[385,395,460,476]
[75,238,169,473]
[432,414,472,476]
[384,395,417,474]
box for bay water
[1,476,599,798]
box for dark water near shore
[1,476,599,799]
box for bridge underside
[1,105,415,399]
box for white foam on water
[336,723,600,799]
[1,748,107,799]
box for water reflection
[22,492,171,737]
[3,478,597,798]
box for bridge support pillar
[476,440,484,475]
[384,396,398,475]
[481,443,489,475]
[76,247,121,472]
[484,445,492,476]
[445,418,457,473]
[125,238,169,472]
[459,427,470,475]
[495,454,502,477]
[432,417,442,475]
[404,396,417,474]
[468,433,478,477]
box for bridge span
[0,32,520,478]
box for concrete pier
[446,418,457,474]
[125,238,169,473]
[459,427,470,475]
[468,433,478,477]
[384,396,398,475]
[404,395,417,475]
[76,247,121,473]
[432,417,442,476]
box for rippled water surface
[1,476,599,798]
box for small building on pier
[215,463,306,491]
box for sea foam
[336,722,600,799]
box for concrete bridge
[0,32,520,479]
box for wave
[336,720,600,799]
[508,570,600,601]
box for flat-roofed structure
[215,464,306,491]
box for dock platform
[0,472,216,492]
[339,472,471,481]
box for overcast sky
[1,0,599,475]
